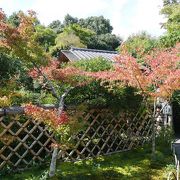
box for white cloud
[131,0,165,34]
[31,0,127,25]
[31,0,108,24]
[0,0,29,14]
[113,0,166,39]
[0,0,166,40]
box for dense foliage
[49,15,121,52]
[0,5,179,177]
[61,58,143,111]
[119,32,157,59]
[0,10,49,65]
[0,10,48,107]
[0,53,20,82]
[78,16,113,35]
[82,44,180,101]
[0,3,179,125]
[159,0,180,47]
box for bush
[62,57,143,112]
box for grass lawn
[1,145,175,180]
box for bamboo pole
[0,104,77,116]
[0,105,55,116]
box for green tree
[49,14,121,51]
[63,14,78,26]
[35,25,57,51]
[48,20,63,34]
[63,24,120,50]
[79,16,113,35]
[0,53,20,83]
[50,31,86,56]
[159,1,180,47]
[7,11,21,27]
[55,31,86,49]
[120,32,157,59]
[161,1,180,32]
[87,33,121,50]
[7,11,40,28]
[64,24,95,45]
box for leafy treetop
[80,44,180,101]
[0,9,49,66]
[159,1,180,47]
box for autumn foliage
[28,60,60,79]
[0,9,49,65]
[0,7,179,133]
[29,43,180,103]
[24,104,69,129]
[29,60,91,87]
[82,44,180,100]
[24,43,180,133]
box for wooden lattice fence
[0,115,56,170]
[58,108,152,161]
[0,108,152,170]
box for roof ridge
[70,47,118,54]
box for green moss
[1,146,174,180]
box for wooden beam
[0,104,56,116]
[0,104,76,116]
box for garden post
[152,99,156,159]
[49,145,59,177]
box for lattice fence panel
[58,108,152,161]
[0,108,152,170]
[0,115,56,170]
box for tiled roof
[61,47,119,62]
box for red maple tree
[82,44,180,101]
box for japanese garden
[0,0,180,179]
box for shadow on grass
[53,147,173,180]
[1,146,174,180]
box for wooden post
[152,99,156,159]
[48,87,74,177]
[49,145,59,177]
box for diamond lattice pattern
[0,108,152,170]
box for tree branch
[32,62,60,100]
[57,87,74,116]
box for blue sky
[0,0,166,40]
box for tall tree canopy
[159,0,180,47]
[7,11,40,27]
[64,24,95,45]
[78,16,120,50]
[48,14,121,51]
[87,33,121,51]
[120,32,157,59]
[50,31,86,56]
[78,16,113,35]
[35,25,57,51]
[48,20,63,34]
[0,9,49,66]
[63,14,78,26]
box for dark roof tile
[60,47,119,62]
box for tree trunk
[49,87,74,177]
[152,99,156,159]
[151,99,169,158]
[49,146,59,177]
[152,115,156,159]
